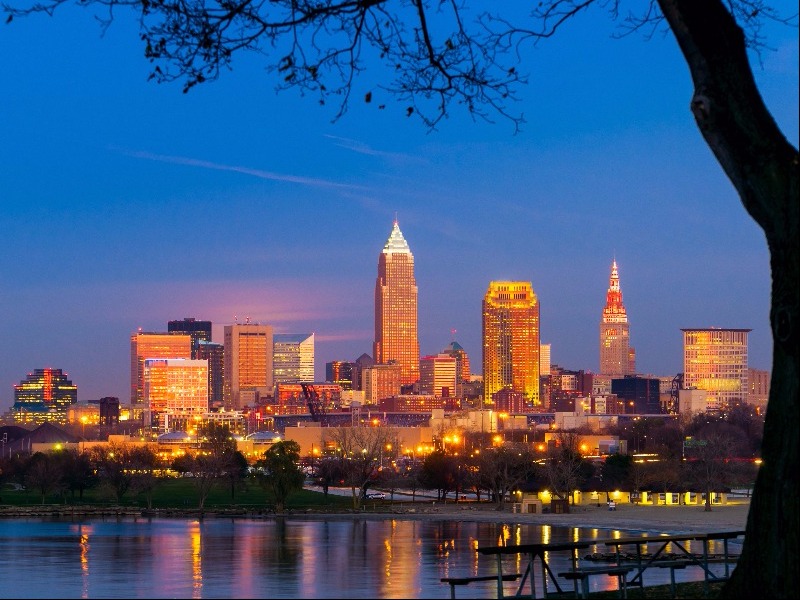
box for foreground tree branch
[4,0,798,595]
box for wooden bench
[654,556,740,598]
[440,573,521,599]
[557,566,633,599]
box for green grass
[0,479,354,511]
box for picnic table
[602,530,744,597]
[476,540,591,598]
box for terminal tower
[599,260,635,377]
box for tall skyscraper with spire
[599,260,635,376]
[374,220,419,386]
[482,281,541,407]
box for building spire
[383,220,411,254]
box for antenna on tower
[450,328,457,342]
[394,211,398,225]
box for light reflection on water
[0,517,740,599]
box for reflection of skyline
[13,518,704,597]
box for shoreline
[0,499,750,535]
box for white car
[366,492,386,500]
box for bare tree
[477,446,538,510]
[544,431,592,512]
[685,432,738,512]
[90,442,139,504]
[3,1,797,594]
[326,425,398,508]
[24,452,65,504]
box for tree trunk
[657,1,799,597]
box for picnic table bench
[477,541,591,598]
[557,565,633,599]
[601,530,744,598]
[440,574,522,599]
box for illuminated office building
[362,363,402,404]
[419,354,457,397]
[373,220,419,386]
[482,281,541,407]
[144,358,209,422]
[168,317,212,358]
[682,328,750,411]
[273,333,315,384]
[197,340,224,409]
[443,340,471,380]
[599,260,635,376]
[131,331,192,406]
[748,368,770,414]
[326,360,355,390]
[12,367,77,424]
[224,322,273,410]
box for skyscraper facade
[144,358,209,419]
[168,317,212,358]
[373,221,419,386]
[196,340,224,409]
[599,260,635,376]
[12,367,77,424]
[442,341,470,398]
[273,333,315,384]
[326,360,355,390]
[419,354,457,397]
[682,328,751,411]
[223,322,273,410]
[130,332,192,406]
[482,281,541,407]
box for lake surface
[0,516,738,598]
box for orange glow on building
[224,322,274,410]
[682,328,751,411]
[482,281,540,406]
[599,260,635,377]
[374,221,419,386]
[131,332,192,405]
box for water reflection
[0,517,740,598]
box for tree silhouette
[255,440,305,512]
[4,1,797,595]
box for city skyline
[2,5,796,410]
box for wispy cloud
[324,135,427,164]
[114,147,365,191]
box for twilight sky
[1,3,797,410]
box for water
[0,517,739,598]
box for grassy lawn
[0,479,354,511]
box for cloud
[114,147,365,191]
[324,135,427,164]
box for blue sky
[1,3,797,409]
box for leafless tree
[544,431,591,511]
[685,432,738,512]
[477,446,538,509]
[326,425,398,508]
[24,451,65,504]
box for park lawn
[1,478,353,511]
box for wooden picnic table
[477,540,590,598]
[601,530,744,597]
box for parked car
[366,492,386,500]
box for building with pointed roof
[373,221,420,386]
[599,260,635,377]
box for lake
[0,516,737,598]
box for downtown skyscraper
[682,327,750,412]
[482,281,540,407]
[373,220,419,386]
[599,260,635,377]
